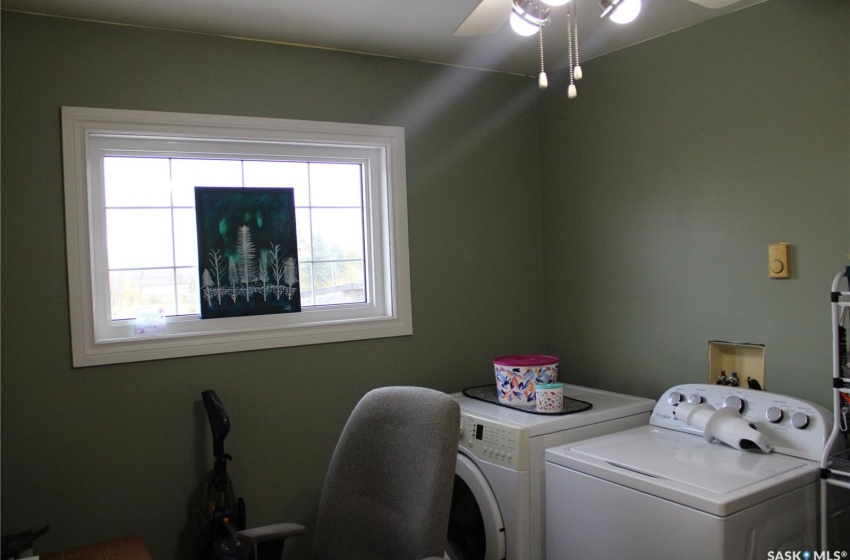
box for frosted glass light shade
[510,12,541,35]
[610,0,641,23]
[542,0,572,5]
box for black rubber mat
[462,384,592,416]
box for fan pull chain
[572,0,582,81]
[538,28,548,89]
[567,8,577,98]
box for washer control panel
[459,414,529,471]
[651,384,832,461]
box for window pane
[295,208,312,262]
[312,261,365,304]
[109,269,177,320]
[106,209,174,269]
[104,157,172,207]
[171,159,243,206]
[173,208,198,267]
[309,163,362,207]
[176,267,200,316]
[298,262,314,307]
[310,208,364,261]
[243,161,310,206]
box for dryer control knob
[766,407,783,423]
[668,391,683,404]
[459,418,467,439]
[791,412,810,429]
[687,394,702,404]
[723,396,744,413]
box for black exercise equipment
[199,390,253,560]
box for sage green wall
[0,13,545,558]
[539,0,850,406]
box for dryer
[545,384,839,560]
[447,384,654,560]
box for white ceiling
[2,0,767,76]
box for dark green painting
[195,187,300,319]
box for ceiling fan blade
[685,0,743,8]
[454,0,513,36]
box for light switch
[768,243,790,278]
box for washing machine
[446,384,655,560]
[545,384,838,560]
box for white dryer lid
[545,426,819,516]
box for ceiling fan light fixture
[599,0,641,24]
[541,0,573,6]
[509,12,542,35]
[510,0,551,36]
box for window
[62,107,412,367]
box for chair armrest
[237,523,306,543]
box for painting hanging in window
[195,187,301,319]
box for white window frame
[62,107,412,367]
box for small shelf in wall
[708,340,765,389]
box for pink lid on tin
[493,354,558,367]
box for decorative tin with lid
[493,354,559,408]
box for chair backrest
[313,386,460,560]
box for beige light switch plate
[769,243,790,278]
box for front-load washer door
[446,453,507,560]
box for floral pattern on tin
[495,364,558,407]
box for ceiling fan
[453,0,744,36]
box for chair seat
[237,386,460,560]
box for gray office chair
[237,386,460,560]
